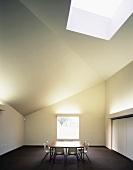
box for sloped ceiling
[0,0,133,116]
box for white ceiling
[0,0,133,116]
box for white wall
[24,83,105,146]
[112,119,119,152]
[127,117,133,160]
[112,118,127,156]
[105,61,133,149]
[0,99,24,155]
[112,117,133,160]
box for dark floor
[0,146,133,170]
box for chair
[42,143,50,162]
[67,147,79,165]
[78,142,90,162]
[42,142,55,162]
[53,147,65,164]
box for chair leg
[50,152,54,163]
[53,154,55,163]
[64,154,67,167]
[42,153,49,162]
[85,153,91,162]
[78,152,83,162]
[76,154,79,163]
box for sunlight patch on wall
[56,104,81,114]
[0,99,3,105]
[110,105,133,114]
[55,102,81,114]
[0,84,12,101]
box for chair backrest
[68,147,77,155]
[55,147,64,155]
[84,143,89,152]
[43,143,50,153]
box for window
[57,116,79,140]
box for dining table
[50,140,84,162]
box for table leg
[83,147,84,162]
[50,147,54,162]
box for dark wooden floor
[0,146,133,170]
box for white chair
[78,142,90,162]
[42,143,51,162]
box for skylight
[71,0,123,18]
[67,0,133,40]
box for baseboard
[89,145,106,147]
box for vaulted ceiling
[0,0,133,116]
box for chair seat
[45,149,50,153]
[68,151,76,154]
